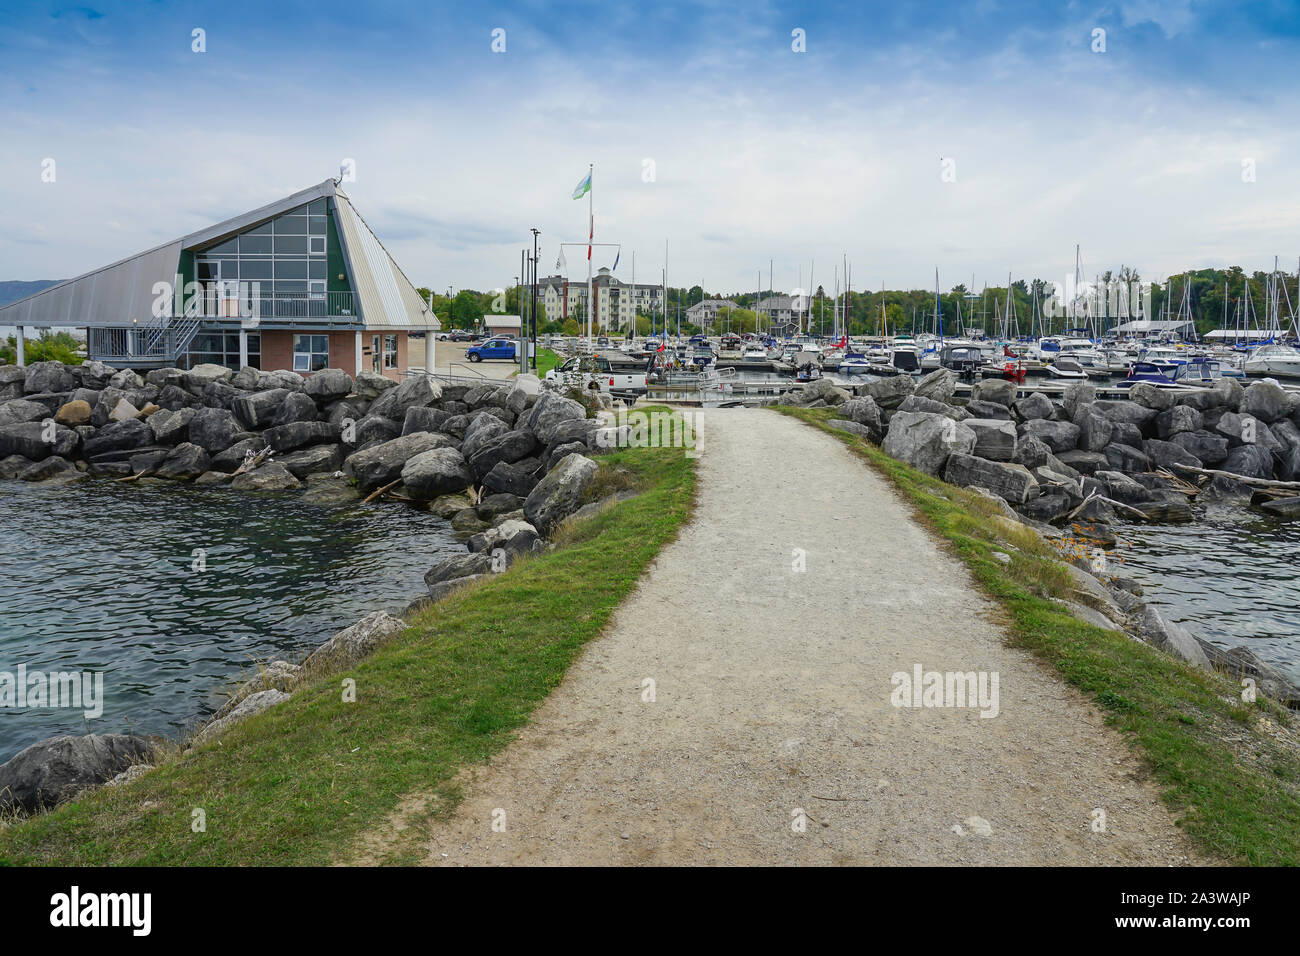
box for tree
[562,318,581,336]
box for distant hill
[0,280,62,307]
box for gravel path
[409,407,1200,865]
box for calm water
[0,479,460,763]
[1120,504,1300,684]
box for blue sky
[2,0,1299,297]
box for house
[756,291,811,332]
[483,314,522,338]
[535,268,663,331]
[0,179,439,379]
[684,298,740,328]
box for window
[384,334,399,370]
[293,334,329,372]
[308,235,326,255]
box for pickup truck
[466,337,517,362]
[545,353,649,406]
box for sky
[2,0,1299,299]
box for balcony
[189,288,359,325]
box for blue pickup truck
[466,337,517,362]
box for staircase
[89,315,205,367]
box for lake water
[0,479,460,763]
[1119,504,1300,684]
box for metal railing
[190,289,357,321]
[89,316,203,365]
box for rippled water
[1119,504,1300,683]
[0,479,461,763]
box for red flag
[587,215,593,261]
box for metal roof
[1112,319,1195,332]
[0,179,437,331]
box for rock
[300,472,358,503]
[22,361,76,395]
[1155,404,1203,439]
[970,379,1017,407]
[263,420,340,452]
[107,368,143,390]
[256,369,306,392]
[451,507,491,535]
[826,419,877,442]
[304,368,353,404]
[268,391,319,427]
[147,406,196,445]
[506,378,537,415]
[276,443,344,479]
[523,452,599,534]
[0,733,156,814]
[1072,406,1114,452]
[1131,496,1195,522]
[1055,449,1110,475]
[467,429,539,479]
[1018,419,1080,453]
[200,379,240,410]
[1012,392,1054,422]
[1109,421,1144,448]
[1094,470,1151,504]
[1017,492,1072,523]
[421,574,487,604]
[1135,605,1210,668]
[106,764,154,787]
[0,420,78,461]
[1014,435,1052,469]
[230,366,260,390]
[881,411,976,477]
[343,431,452,491]
[914,368,957,403]
[858,374,914,410]
[155,384,196,411]
[1260,496,1300,517]
[53,399,92,427]
[475,492,525,519]
[354,371,397,401]
[964,419,1017,461]
[182,363,234,395]
[1200,474,1254,504]
[367,374,442,421]
[1095,400,1157,429]
[194,689,291,744]
[402,406,453,436]
[187,407,242,453]
[232,388,293,429]
[195,470,233,486]
[1222,443,1274,480]
[79,361,116,389]
[430,493,475,518]
[1141,438,1201,470]
[1061,382,1097,419]
[424,551,495,586]
[82,418,154,457]
[18,456,78,481]
[483,459,543,498]
[0,454,34,478]
[898,394,969,420]
[524,392,589,444]
[1103,442,1150,473]
[837,396,883,430]
[211,437,267,472]
[154,442,212,480]
[128,448,169,474]
[465,383,511,409]
[1127,382,1178,411]
[1170,429,1228,465]
[401,447,475,499]
[1214,412,1262,448]
[229,462,302,491]
[107,397,141,422]
[944,453,1038,503]
[461,414,511,461]
[1241,380,1290,423]
[0,399,52,428]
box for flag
[612,249,620,272]
[572,170,591,200]
[556,247,566,270]
[587,214,593,261]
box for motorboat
[939,344,984,381]
[1244,344,1300,380]
[1123,361,1176,387]
[837,349,874,375]
[1045,357,1089,379]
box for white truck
[545,352,649,406]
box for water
[1119,504,1300,684]
[0,479,461,763]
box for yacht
[1045,357,1089,380]
[1244,343,1300,380]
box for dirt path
[392,407,1200,865]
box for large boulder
[1094,400,1157,429]
[880,411,976,477]
[401,447,475,499]
[229,462,302,491]
[187,407,242,453]
[147,406,196,445]
[461,414,511,461]
[1062,382,1097,419]
[1012,392,1054,422]
[354,371,397,401]
[1104,441,1151,472]
[22,361,76,395]
[837,396,882,431]
[268,391,319,427]
[1055,449,1110,475]
[1072,406,1113,452]
[1155,405,1203,439]
[53,399,92,428]
[467,429,539,479]
[344,413,400,451]
[1134,606,1209,669]
[964,419,1018,462]
[1142,438,1201,470]
[1127,382,1178,411]
[467,518,539,556]
[524,392,588,444]
[1222,443,1275,480]
[1018,419,1080,454]
[0,733,156,814]
[367,374,442,422]
[304,610,406,670]
[82,418,154,457]
[914,368,957,404]
[858,374,914,410]
[182,363,234,396]
[276,444,344,479]
[263,420,340,452]
[232,388,293,429]
[304,368,353,404]
[402,406,454,436]
[897,394,968,420]
[964,399,1013,421]
[343,431,453,491]
[0,399,52,428]
[944,454,1038,503]
[483,459,543,498]
[1170,430,1228,466]
[970,379,1017,407]
[424,551,495,586]
[79,361,116,390]
[1241,380,1290,423]
[523,452,599,534]
[211,437,267,472]
[154,442,212,480]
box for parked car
[466,337,518,362]
[445,329,474,342]
[545,354,648,405]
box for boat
[741,345,769,362]
[939,344,983,381]
[1169,357,1230,386]
[1244,343,1300,380]
[1123,361,1176,387]
[1045,357,1089,379]
[837,349,874,375]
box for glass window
[275,280,307,292]
[275,258,308,279]
[309,216,327,235]
[384,334,399,369]
[309,259,326,279]
[240,259,272,280]
[196,260,219,280]
[275,235,308,255]
[207,238,238,256]
[239,234,272,254]
[274,214,307,234]
[292,334,329,372]
[308,199,326,215]
[247,221,273,235]
[308,235,326,254]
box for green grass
[512,347,562,378]
[778,405,1300,866]
[0,433,695,866]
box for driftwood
[1170,462,1300,493]
[1151,468,1201,496]
[362,478,402,504]
[1065,488,1151,522]
[112,468,155,483]
[231,446,274,477]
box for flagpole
[587,163,594,341]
